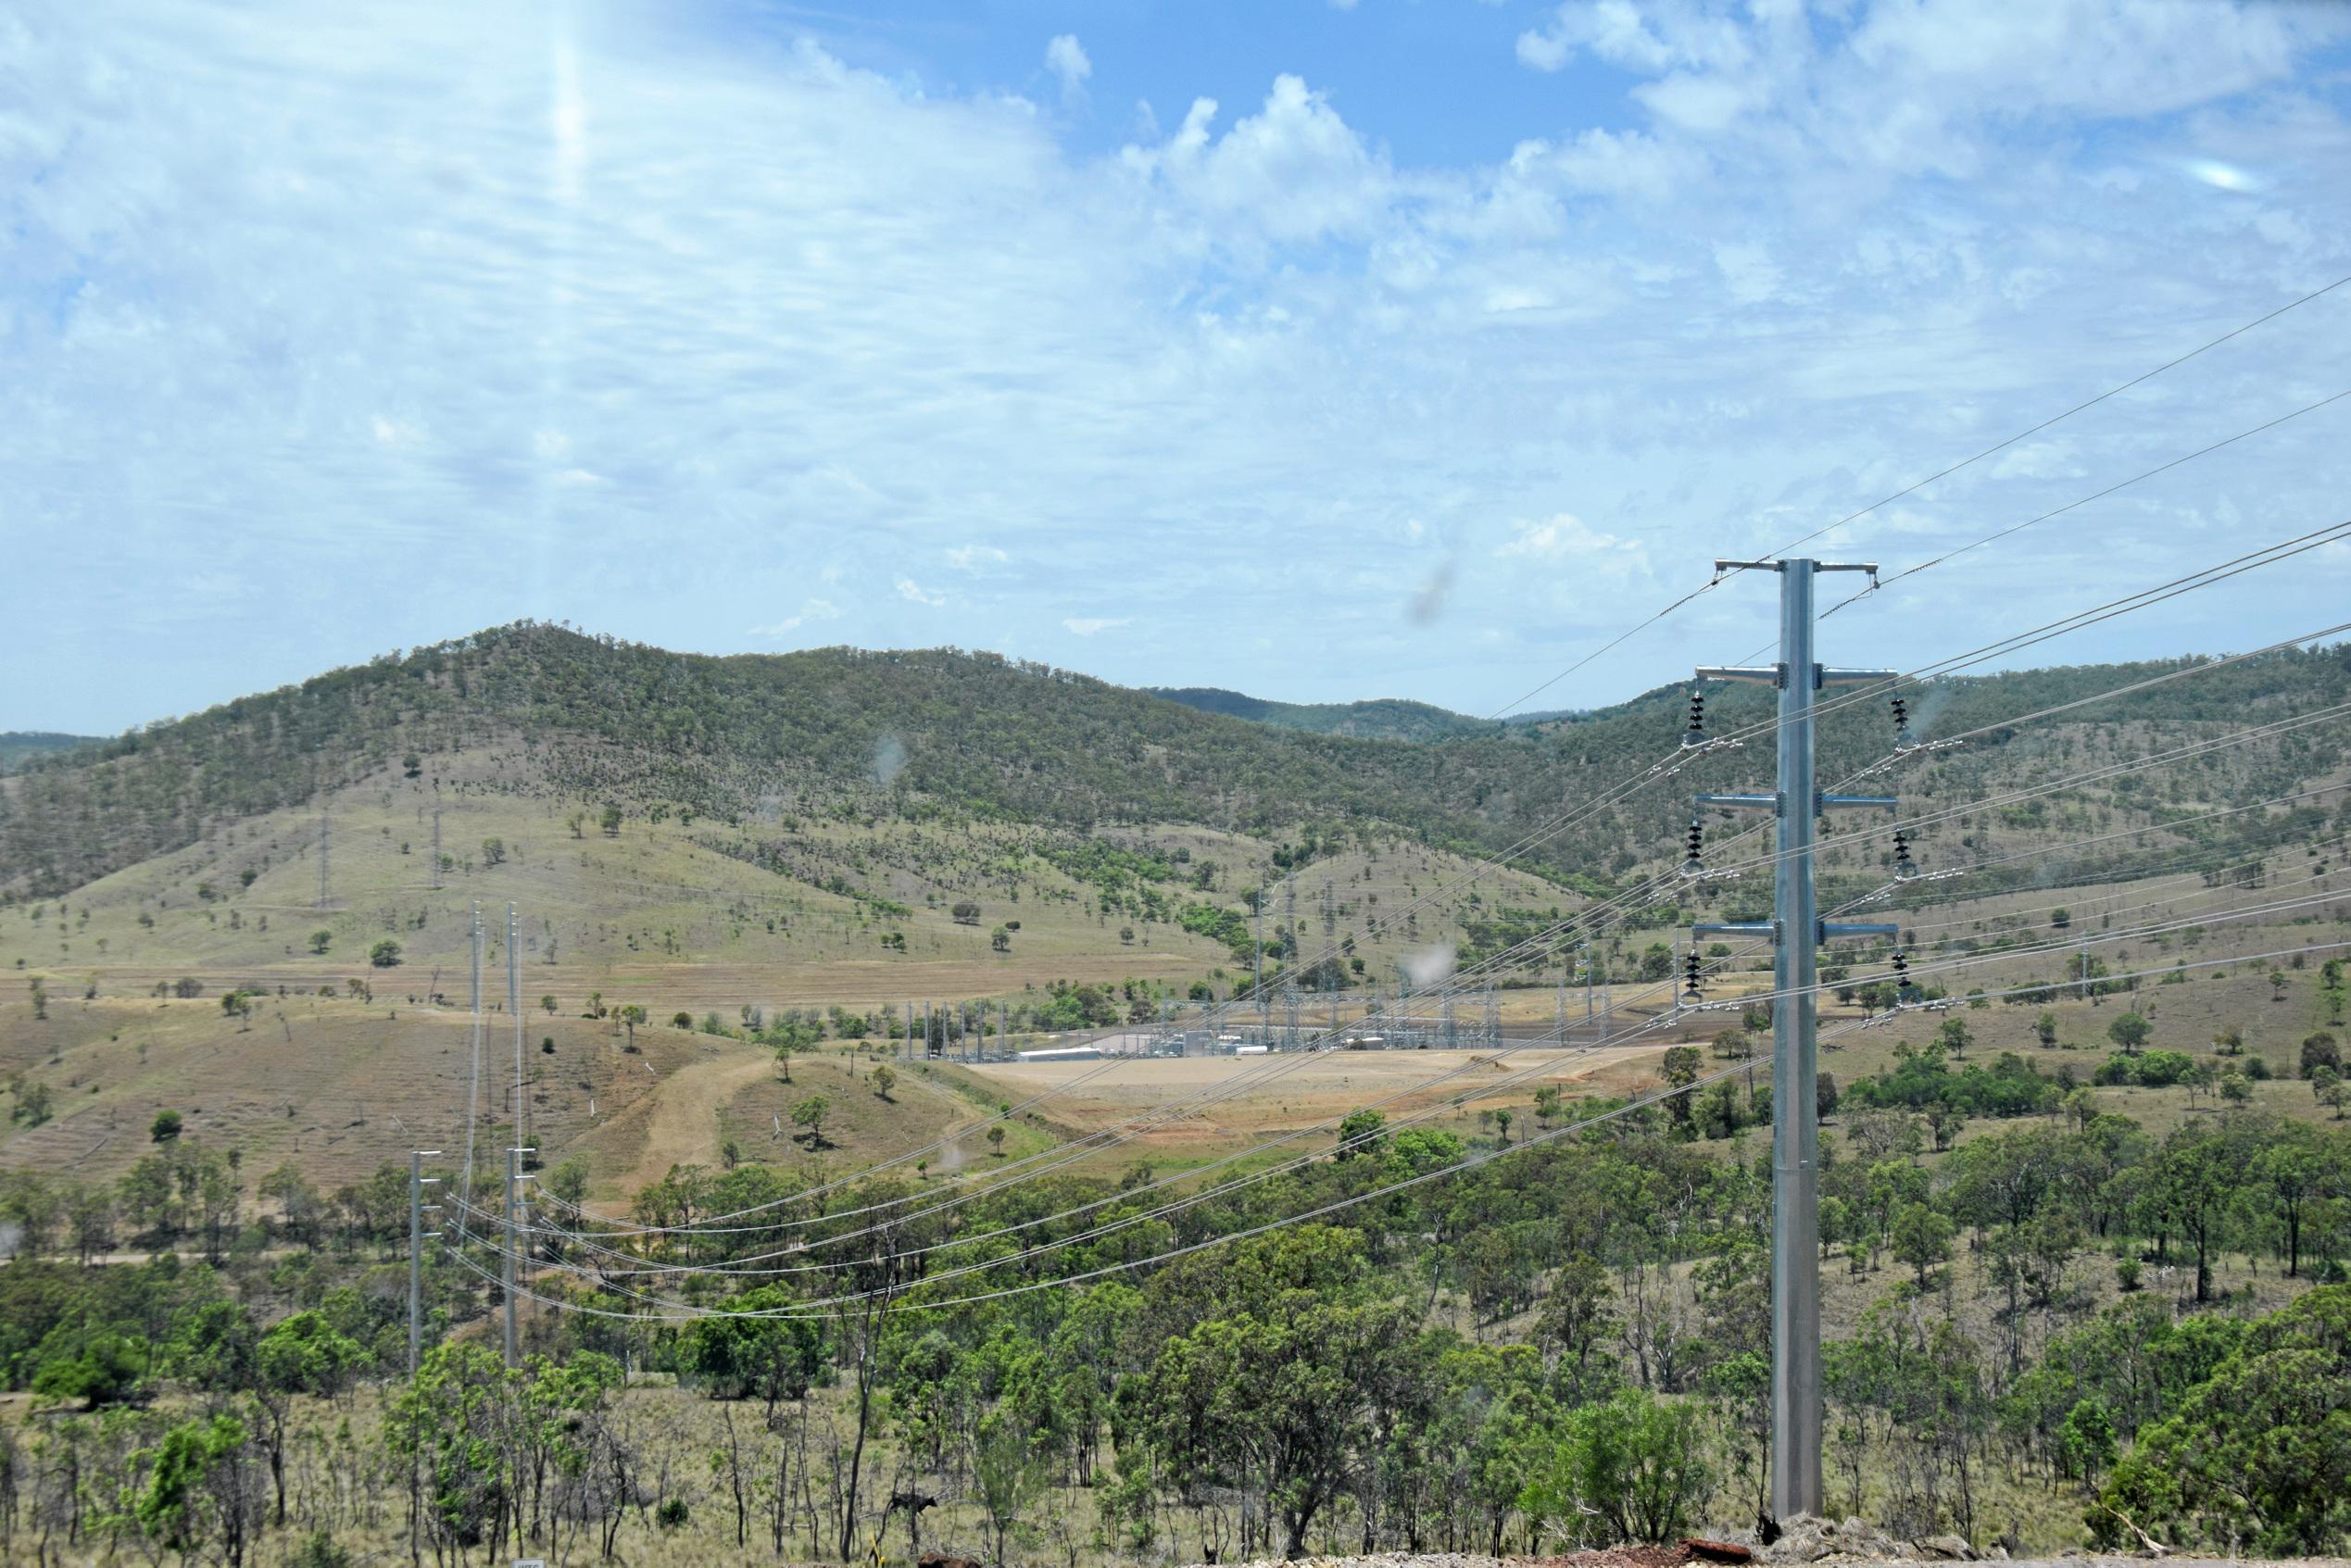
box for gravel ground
[1183,1550,2351,1568]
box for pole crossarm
[1694,922,1778,938]
[1819,793,1898,811]
[1695,663,1781,685]
[1820,922,1901,941]
[1712,558,1879,574]
[1698,792,1779,810]
[1819,666,1899,685]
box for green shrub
[1518,1387,1710,1546]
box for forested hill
[1147,685,1502,741]
[4,621,2350,901]
[0,733,96,774]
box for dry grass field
[0,746,1588,1015]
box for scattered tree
[2106,1011,2151,1055]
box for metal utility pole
[505,1146,534,1367]
[409,1151,443,1375]
[1253,899,1268,1045]
[465,904,483,1212]
[1281,880,1300,1050]
[408,1148,440,1564]
[1322,880,1339,1041]
[509,904,523,1157]
[1687,557,1897,1523]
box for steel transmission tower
[1685,558,1898,1522]
[1322,879,1339,1040]
[508,904,523,1158]
[1281,881,1300,1049]
[1252,898,1269,1046]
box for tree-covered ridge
[1147,686,1504,741]
[0,733,97,775]
[4,621,2348,905]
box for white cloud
[748,598,842,637]
[1062,617,1129,635]
[1515,28,1572,72]
[897,579,949,608]
[1044,34,1091,99]
[1121,74,1389,246]
[1494,515,1648,581]
[947,545,1010,572]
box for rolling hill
[8,621,2348,910]
[3,622,2350,1198]
[1145,685,1503,741]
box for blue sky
[6,0,2351,734]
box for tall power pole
[1281,880,1300,1050]
[1252,898,1268,1046]
[1322,879,1339,1040]
[409,1151,442,1375]
[464,904,483,1223]
[508,904,523,1158]
[505,1145,534,1366]
[1686,557,1898,1522]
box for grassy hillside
[4,624,2349,1027]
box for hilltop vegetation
[5,621,2348,920]
[0,733,94,774]
[1147,685,1504,741]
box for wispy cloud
[896,580,949,608]
[947,545,1010,572]
[1045,33,1091,100]
[1063,617,1129,636]
[748,598,843,637]
[1494,515,1646,581]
